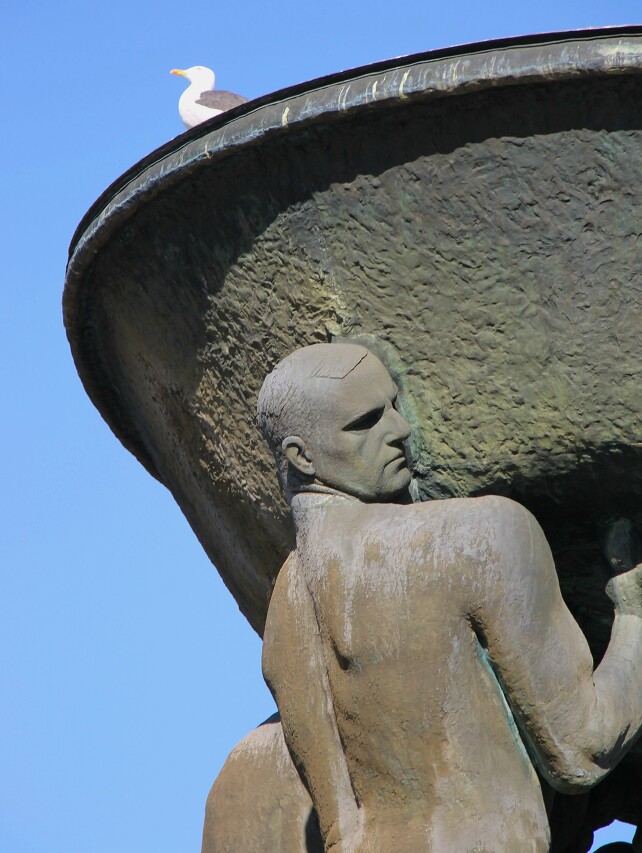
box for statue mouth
[387,453,409,469]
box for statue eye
[344,407,385,431]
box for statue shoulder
[403,495,544,550]
[460,495,546,546]
[402,493,531,523]
[473,494,534,520]
[467,496,552,580]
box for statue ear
[282,436,315,477]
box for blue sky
[1,1,639,851]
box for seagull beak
[170,69,187,77]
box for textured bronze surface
[64,27,642,842]
[65,30,642,643]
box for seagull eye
[344,407,385,431]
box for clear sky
[1,1,639,851]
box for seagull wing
[196,90,248,111]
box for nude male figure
[258,343,642,853]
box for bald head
[257,344,369,478]
[257,343,412,500]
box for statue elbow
[542,748,610,794]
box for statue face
[302,354,412,500]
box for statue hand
[603,518,641,573]
[606,563,642,615]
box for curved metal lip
[67,26,642,261]
[63,26,642,481]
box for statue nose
[390,408,411,441]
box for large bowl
[65,29,642,654]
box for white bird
[170,65,247,129]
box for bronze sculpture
[259,343,642,852]
[64,27,642,853]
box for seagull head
[170,66,216,91]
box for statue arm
[262,555,362,851]
[475,498,642,793]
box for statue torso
[294,494,551,852]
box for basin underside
[64,30,642,824]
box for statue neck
[289,487,359,530]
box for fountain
[65,27,642,851]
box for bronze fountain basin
[65,28,642,670]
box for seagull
[170,66,248,129]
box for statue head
[257,343,412,502]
